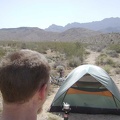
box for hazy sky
[0,0,120,29]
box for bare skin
[1,84,49,120]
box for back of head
[0,49,50,103]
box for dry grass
[47,113,63,120]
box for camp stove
[62,102,71,120]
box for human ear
[39,84,47,101]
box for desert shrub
[61,42,85,61]
[21,43,27,49]
[0,41,86,68]
[116,62,120,68]
[85,50,90,55]
[106,58,115,67]
[0,47,6,58]
[56,65,65,72]
[19,41,85,61]
[95,53,107,65]
[96,46,106,52]
[106,50,119,58]
[89,44,106,52]
[103,65,111,74]
[96,53,115,67]
[25,42,48,53]
[98,53,107,58]
[108,44,120,53]
[115,68,120,74]
[68,57,82,67]
[53,61,66,69]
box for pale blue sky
[0,0,120,29]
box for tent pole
[112,94,119,109]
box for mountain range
[0,17,120,44]
[45,17,120,33]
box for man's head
[0,49,50,104]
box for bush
[108,44,120,53]
[68,57,82,67]
[56,65,65,72]
[106,50,119,58]
[95,53,107,65]
[0,47,6,58]
[106,58,115,67]
[115,68,120,74]
[21,43,27,49]
[96,53,115,67]
[103,65,111,74]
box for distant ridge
[0,27,59,41]
[45,17,120,33]
[0,17,120,44]
[45,24,64,32]
[0,26,120,45]
[56,28,101,41]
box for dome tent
[49,64,120,114]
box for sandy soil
[84,50,100,65]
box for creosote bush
[0,47,6,58]
[68,57,82,67]
[96,53,115,67]
[0,41,86,69]
[115,68,120,74]
[103,65,111,74]
[106,50,119,58]
[56,65,65,72]
[108,44,120,53]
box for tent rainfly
[49,64,120,114]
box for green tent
[49,64,120,114]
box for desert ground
[0,50,120,120]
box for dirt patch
[84,50,100,64]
